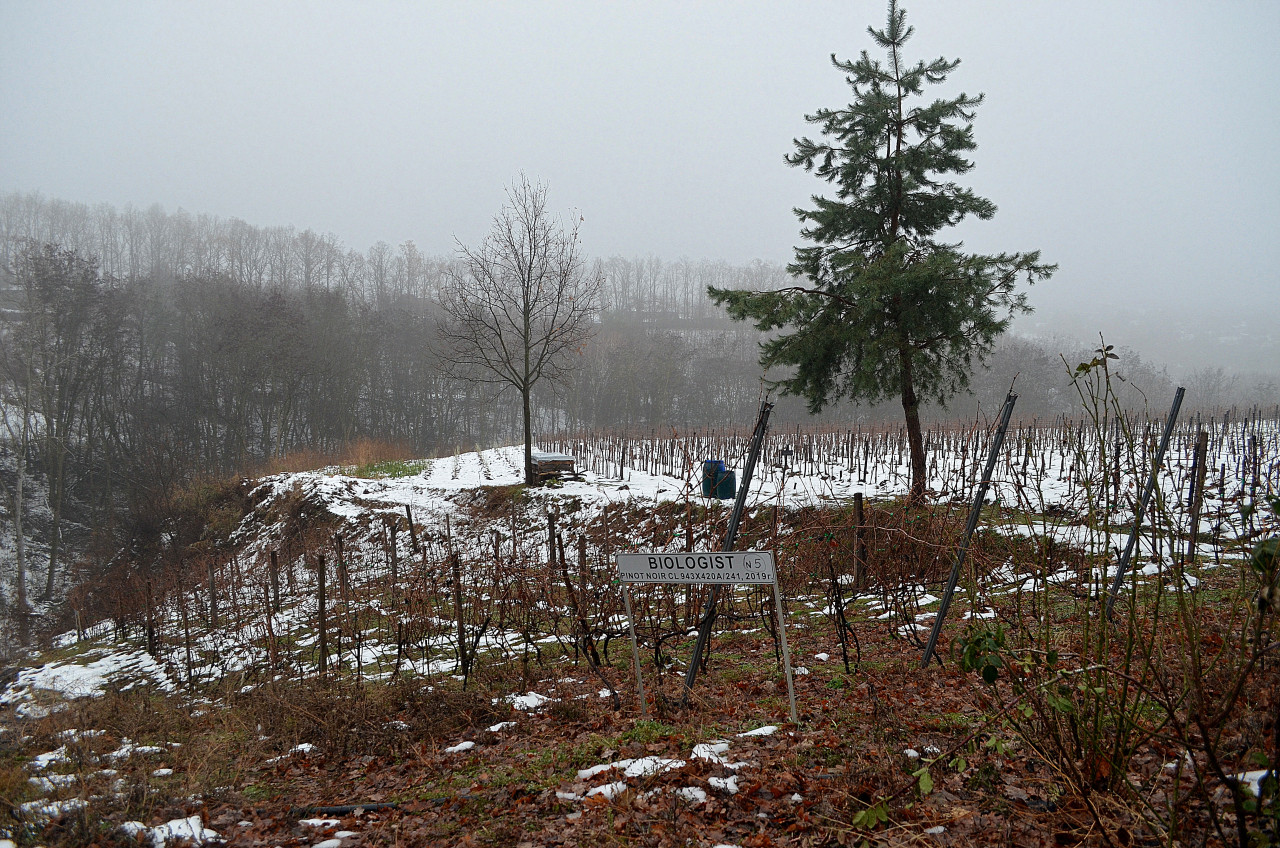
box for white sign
[615,551,776,585]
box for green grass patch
[351,458,431,479]
[619,720,678,746]
[242,783,275,801]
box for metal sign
[615,551,776,585]
[616,549,796,723]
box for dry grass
[241,677,508,759]
[260,437,417,476]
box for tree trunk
[899,343,927,504]
[43,461,63,600]
[13,442,28,647]
[522,383,534,485]
[8,364,33,647]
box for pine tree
[711,0,1054,503]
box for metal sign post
[617,550,797,723]
[621,585,647,716]
[770,580,798,723]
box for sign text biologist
[615,551,776,585]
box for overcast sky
[2,1,1278,329]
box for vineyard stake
[681,399,773,707]
[1106,386,1185,620]
[207,557,218,628]
[1185,430,1209,566]
[317,553,328,675]
[922,391,1018,668]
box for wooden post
[229,556,243,630]
[602,505,611,560]
[852,492,867,589]
[683,400,774,705]
[405,504,420,554]
[923,391,1018,667]
[451,550,469,681]
[269,550,280,613]
[1107,387,1186,620]
[389,519,399,581]
[263,584,279,669]
[1185,430,1209,566]
[317,554,328,675]
[144,578,157,657]
[684,502,694,553]
[547,509,557,570]
[1249,434,1259,497]
[207,557,218,628]
[180,597,194,687]
[335,534,349,600]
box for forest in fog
[1,191,1277,616]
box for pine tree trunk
[899,343,927,504]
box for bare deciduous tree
[437,177,601,484]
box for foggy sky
[2,1,1278,337]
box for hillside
[0,422,1277,846]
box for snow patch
[119,815,220,846]
[737,725,778,737]
[586,781,627,799]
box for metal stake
[772,580,798,723]
[622,585,648,717]
[1105,387,1185,620]
[681,399,774,706]
[922,391,1018,667]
